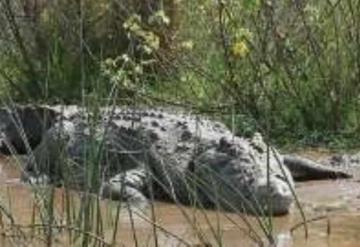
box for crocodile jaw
[253,176,294,216]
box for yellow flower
[104,58,115,67]
[180,40,194,50]
[148,10,170,26]
[123,14,142,31]
[143,31,160,51]
[123,14,160,54]
[235,28,253,41]
[231,41,249,58]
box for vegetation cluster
[0,1,359,246]
[1,0,360,147]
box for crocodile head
[193,137,294,216]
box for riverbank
[0,150,359,247]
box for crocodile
[0,105,352,216]
[0,105,56,154]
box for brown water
[0,154,359,247]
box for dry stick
[271,147,308,238]
[47,90,298,243]
[124,184,139,247]
[265,136,273,237]
[94,128,219,245]
[110,200,122,246]
[3,103,290,243]
[141,133,269,245]
[247,6,311,114]
[1,100,49,187]
[147,160,211,244]
[151,159,266,245]
[294,1,333,99]
[0,69,29,100]
[339,0,360,90]
[186,181,261,246]
[79,0,85,102]
[0,200,27,242]
[186,167,228,247]
[1,0,41,94]
[160,151,264,245]
[290,215,328,234]
[0,202,15,226]
[94,197,105,247]
[144,155,160,247]
[191,135,284,240]
[140,155,213,246]
[1,230,47,247]
[158,78,312,242]
[190,115,209,245]
[45,186,55,247]
[108,194,192,247]
[131,211,192,247]
[183,163,268,241]
[7,223,112,247]
[153,52,220,105]
[5,102,36,156]
[129,84,160,247]
[195,1,316,239]
[195,201,224,246]
[91,85,241,115]
[263,2,338,130]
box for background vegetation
[0,0,360,144]
[0,1,359,246]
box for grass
[0,98,309,247]
[0,0,359,246]
[1,0,359,144]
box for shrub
[0,0,181,101]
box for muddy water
[0,154,359,247]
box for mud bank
[0,152,359,246]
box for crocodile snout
[255,176,294,215]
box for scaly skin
[21,106,294,215]
[0,105,350,215]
